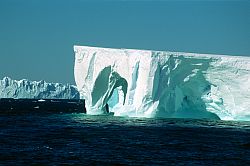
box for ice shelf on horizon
[74,45,250,120]
[0,77,79,99]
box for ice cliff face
[0,77,79,99]
[74,45,250,120]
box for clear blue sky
[0,0,249,84]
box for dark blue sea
[1,105,250,165]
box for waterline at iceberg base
[74,46,250,121]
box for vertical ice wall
[74,45,250,120]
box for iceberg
[0,77,79,99]
[74,45,250,120]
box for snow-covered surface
[74,45,250,120]
[0,77,79,99]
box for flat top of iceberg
[74,45,250,59]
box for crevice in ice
[85,52,96,85]
[128,61,139,105]
[130,61,139,91]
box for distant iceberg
[0,77,79,99]
[74,45,250,120]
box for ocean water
[1,111,250,165]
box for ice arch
[90,66,128,114]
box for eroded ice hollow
[74,45,250,120]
